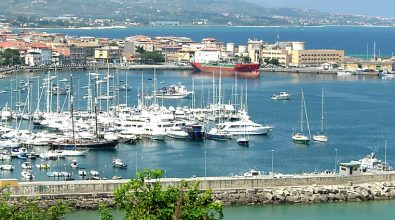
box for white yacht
[167,127,188,139]
[216,120,273,135]
[271,92,292,100]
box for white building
[194,50,220,63]
[25,52,42,67]
[26,44,52,66]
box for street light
[334,148,338,174]
[135,152,138,177]
[271,150,275,178]
[204,151,207,178]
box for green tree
[135,46,145,53]
[109,42,118,46]
[263,57,271,65]
[0,48,21,67]
[0,187,70,220]
[269,58,279,66]
[107,169,223,220]
[140,51,165,63]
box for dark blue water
[34,26,395,56]
[0,69,394,182]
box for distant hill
[0,0,393,26]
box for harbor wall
[5,172,395,208]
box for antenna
[373,41,376,60]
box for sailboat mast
[70,74,75,142]
[125,72,128,107]
[300,91,304,133]
[303,92,311,137]
[321,89,324,132]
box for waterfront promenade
[5,172,395,208]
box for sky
[254,0,395,17]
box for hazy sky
[256,0,395,17]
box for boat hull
[191,62,260,78]
[50,140,118,149]
[292,134,310,144]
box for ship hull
[51,140,118,150]
[191,62,260,78]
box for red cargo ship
[191,62,260,78]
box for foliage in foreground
[105,169,223,220]
[0,187,70,220]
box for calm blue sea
[0,70,394,181]
[33,26,395,57]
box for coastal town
[1,1,395,218]
[0,23,394,76]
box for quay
[4,172,395,208]
[261,67,338,74]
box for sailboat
[50,74,118,150]
[313,89,328,142]
[292,91,311,144]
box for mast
[153,68,157,105]
[191,77,195,109]
[125,72,128,107]
[373,41,376,60]
[320,89,324,132]
[300,91,304,133]
[56,66,60,113]
[70,74,75,142]
[93,74,99,139]
[385,140,387,169]
[303,92,311,138]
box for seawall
[5,172,395,209]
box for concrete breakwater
[5,172,395,209]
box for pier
[5,172,395,208]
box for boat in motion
[271,92,292,100]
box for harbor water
[0,69,394,181]
[66,199,395,219]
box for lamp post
[271,149,274,178]
[334,148,338,175]
[204,151,207,178]
[135,152,138,177]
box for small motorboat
[90,170,99,176]
[47,172,55,177]
[52,171,62,177]
[0,154,11,160]
[21,171,34,180]
[21,162,32,169]
[112,158,127,169]
[0,164,14,171]
[61,171,71,177]
[70,160,79,168]
[78,169,87,176]
[27,152,38,160]
[271,92,292,100]
[112,176,122,180]
[236,137,249,146]
[243,169,262,177]
[36,163,51,169]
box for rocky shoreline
[214,181,395,205]
[7,181,395,210]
